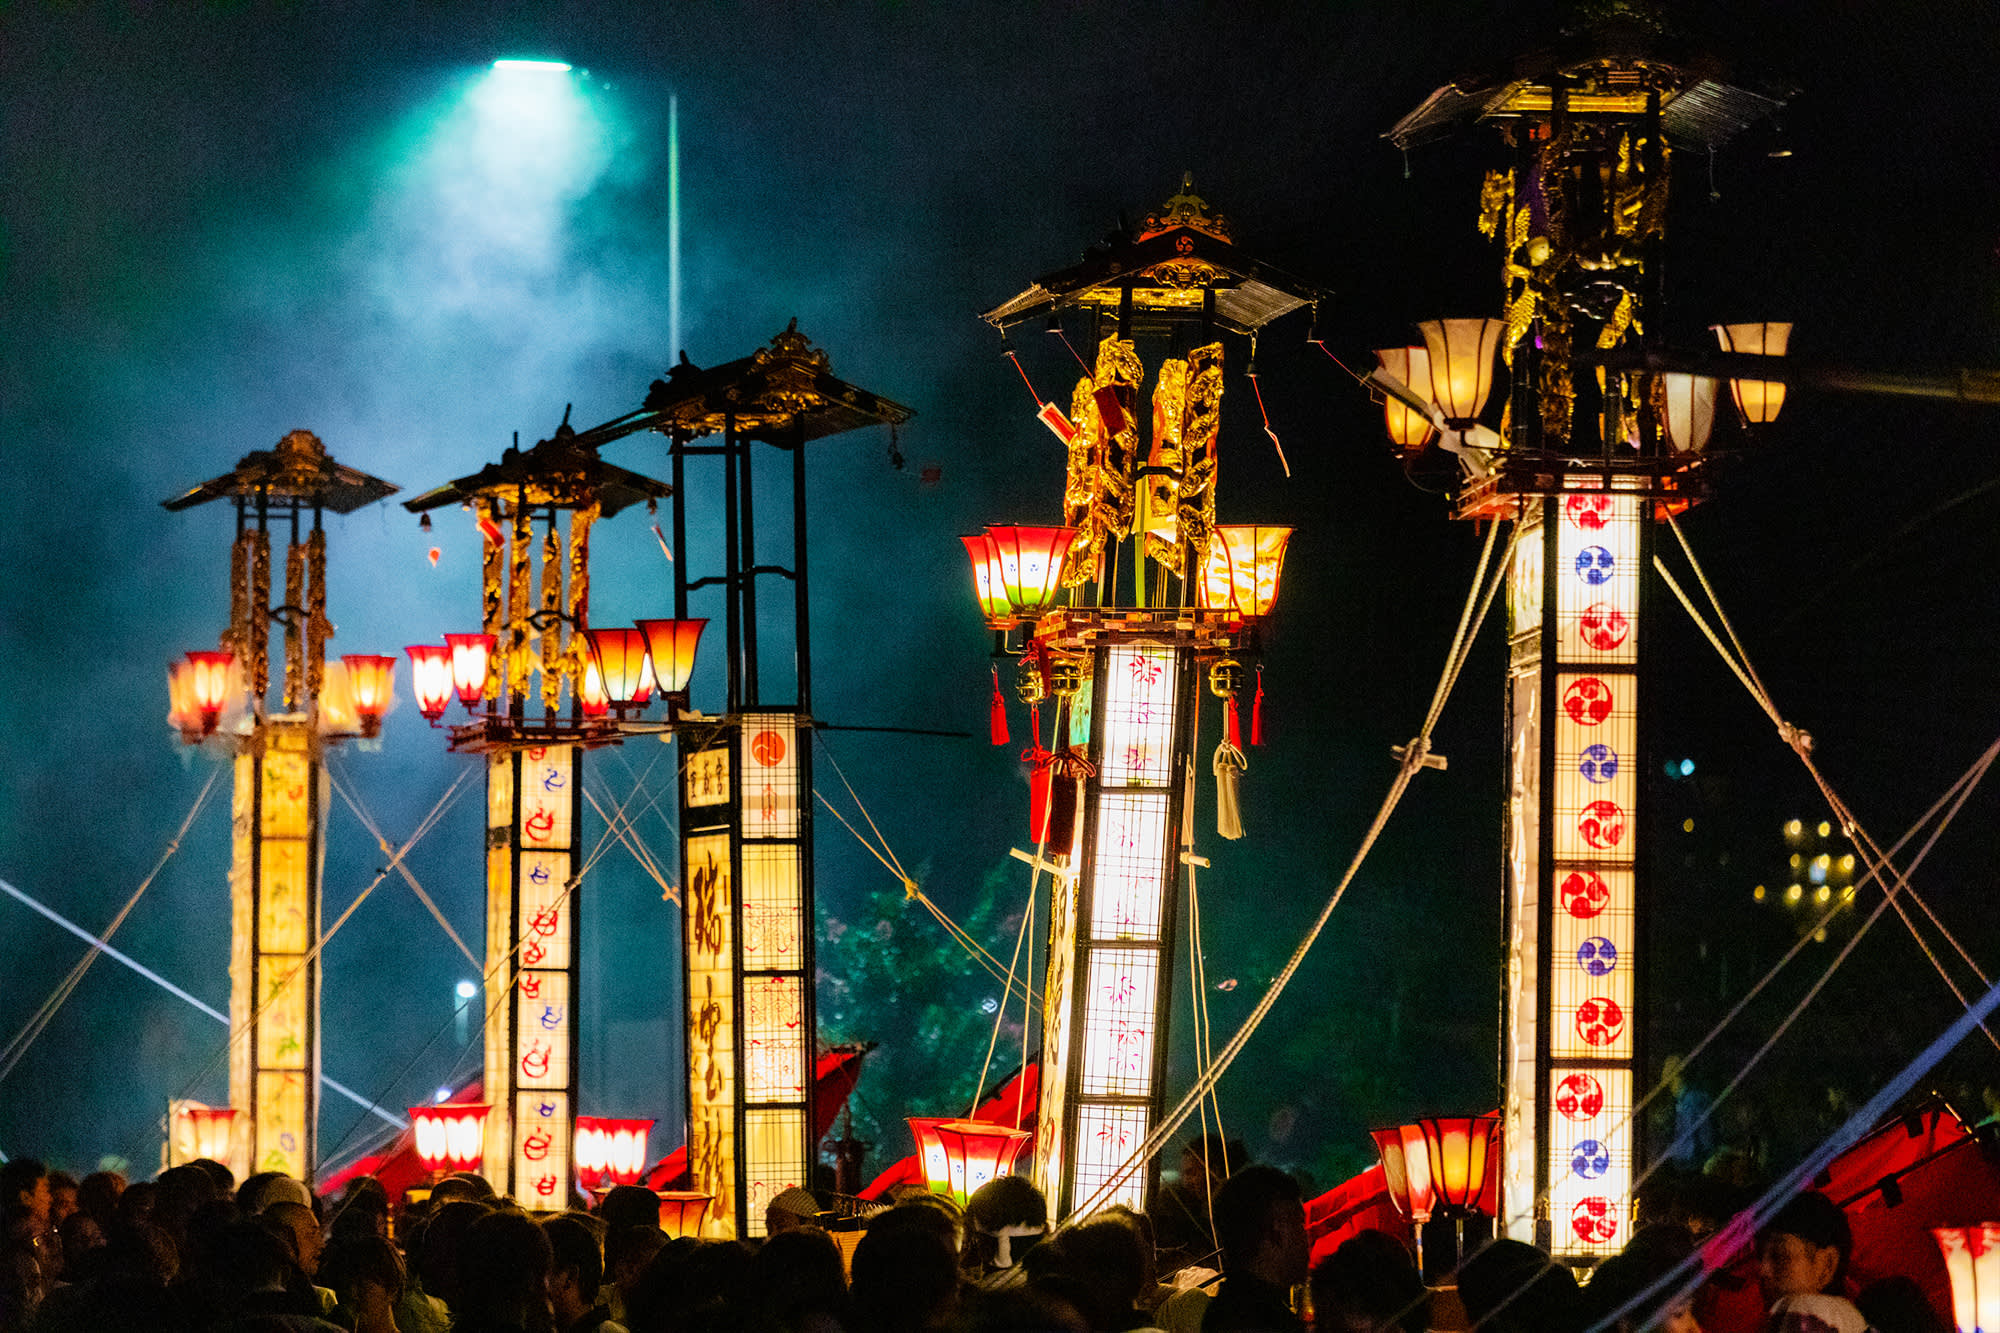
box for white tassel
[1213,740,1247,841]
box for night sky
[4,1,1999,1193]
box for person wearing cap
[1757,1191,1866,1333]
[767,1188,822,1236]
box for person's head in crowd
[544,1214,607,1327]
[264,1199,324,1278]
[116,1179,158,1229]
[1214,1165,1309,1289]
[606,1223,668,1310]
[320,1231,406,1329]
[1031,1215,1149,1331]
[765,1186,821,1236]
[189,1157,236,1198]
[964,1175,1049,1274]
[431,1171,496,1207]
[1857,1275,1950,1333]
[330,1176,391,1245]
[77,1170,125,1226]
[237,1171,290,1215]
[456,1208,555,1329]
[1458,1238,1583,1333]
[151,1163,220,1249]
[0,1158,50,1233]
[850,1201,965,1333]
[108,1218,180,1287]
[1311,1229,1430,1333]
[624,1235,704,1330]
[44,1170,78,1228]
[750,1225,849,1331]
[1582,1225,1699,1333]
[206,1217,309,1315]
[1757,1191,1852,1304]
[1182,1136,1249,1196]
[600,1183,663,1235]
[417,1196,495,1313]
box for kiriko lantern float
[1380,20,1791,1260]
[971,177,1314,1216]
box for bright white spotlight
[434,1086,453,1104]
[493,59,572,72]
[455,979,479,1000]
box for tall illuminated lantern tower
[1383,25,1787,1260]
[163,430,400,1180]
[556,324,913,1237]
[977,182,1314,1216]
[404,428,674,1204]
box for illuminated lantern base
[168,1101,240,1167]
[575,1116,654,1191]
[409,1103,493,1175]
[658,1191,715,1239]
[930,1120,1032,1208]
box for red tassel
[1226,695,1242,749]
[1251,668,1265,747]
[989,666,1009,746]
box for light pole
[1380,18,1789,1261]
[162,428,399,1181]
[974,179,1312,1216]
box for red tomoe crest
[1565,494,1613,531]
[1555,1073,1604,1120]
[1572,1196,1620,1244]
[1579,800,1626,849]
[522,1129,552,1161]
[1560,871,1611,919]
[1579,604,1632,651]
[1562,677,1615,725]
[750,731,787,767]
[1576,997,1626,1046]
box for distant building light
[1785,819,1804,839]
[1789,853,1803,869]
[1682,818,1695,833]
[1839,854,1856,874]
[1786,884,1804,904]
[434,1086,453,1104]
[1679,759,1696,777]
[456,979,479,1000]
[1753,885,1767,902]
[1817,821,1833,838]
[1816,885,1832,904]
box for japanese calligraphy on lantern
[1546,1067,1631,1259]
[1089,793,1170,943]
[741,844,802,966]
[520,748,574,848]
[684,832,736,1233]
[743,1108,807,1236]
[1079,948,1159,1098]
[514,1091,570,1209]
[1073,1104,1149,1211]
[738,713,799,838]
[685,745,731,809]
[744,975,805,1100]
[1098,647,1176,785]
[518,851,573,971]
[516,971,570,1088]
[1034,876,1079,1190]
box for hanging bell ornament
[1209,658,1247,699]
[1047,655,1085,700]
[1017,657,1048,706]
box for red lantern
[1934,1224,2000,1333]
[341,655,397,738]
[166,661,204,744]
[409,1102,491,1174]
[635,619,706,696]
[443,633,496,709]
[1370,1124,1434,1222]
[170,1102,239,1164]
[1417,1115,1499,1214]
[984,525,1077,618]
[930,1119,1032,1207]
[657,1191,713,1239]
[406,645,454,722]
[574,1116,654,1191]
[906,1117,952,1199]
[184,650,235,736]
[960,533,1012,623]
[579,658,609,718]
[584,629,650,712]
[1200,526,1292,620]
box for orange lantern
[584,629,650,712]
[443,633,495,709]
[341,655,397,738]
[184,650,235,736]
[1371,1127,1416,1218]
[579,658,609,718]
[657,1191,714,1239]
[166,661,204,744]
[635,618,706,697]
[1416,318,1506,425]
[574,1116,654,1191]
[406,645,454,722]
[1661,373,1718,454]
[1374,346,1437,451]
[408,1102,491,1174]
[1713,322,1791,424]
[1417,1116,1499,1214]
[929,1120,1032,1207]
[984,525,1076,618]
[1200,526,1292,619]
[960,533,1012,623]
[170,1102,239,1164]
